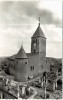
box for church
[8,20,50,82]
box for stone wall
[14,59,28,82]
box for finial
[38,17,40,26]
[21,41,23,47]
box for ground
[31,84,62,99]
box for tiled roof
[32,25,46,38]
[15,46,28,59]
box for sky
[0,0,62,58]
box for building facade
[8,22,50,82]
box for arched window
[36,39,37,42]
[33,66,34,70]
[34,49,36,53]
[30,66,34,71]
[25,62,27,64]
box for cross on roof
[21,41,23,47]
[38,17,40,26]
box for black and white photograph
[0,0,62,99]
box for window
[25,62,27,64]
[17,61,18,64]
[36,39,37,42]
[48,80,51,83]
[30,66,32,70]
[46,60,47,63]
[33,66,34,70]
[50,68,52,71]
[34,49,36,53]
[34,43,36,50]
[34,43,36,47]
[30,66,34,71]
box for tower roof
[32,25,46,38]
[32,17,46,38]
[15,46,28,59]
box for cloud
[0,24,62,58]
[0,1,62,58]
[42,25,62,58]
[46,41,62,58]
[0,1,62,27]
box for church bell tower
[31,17,46,56]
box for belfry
[8,18,50,82]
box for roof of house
[15,46,28,59]
[32,24,46,38]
